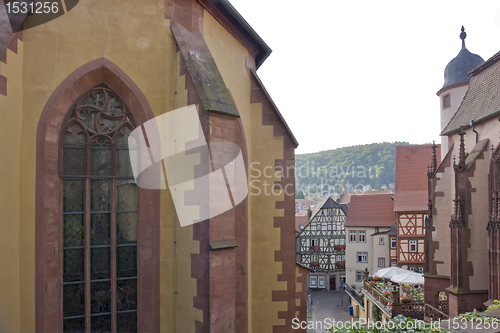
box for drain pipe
[470,120,478,143]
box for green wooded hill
[295,142,410,198]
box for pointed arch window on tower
[61,83,138,332]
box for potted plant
[401,296,413,303]
[311,262,319,267]
[383,291,392,299]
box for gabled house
[394,145,439,274]
[296,197,348,290]
[345,194,395,289]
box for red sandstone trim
[35,58,160,333]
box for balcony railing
[345,284,364,308]
[401,302,425,318]
[363,281,392,309]
[363,280,426,319]
[438,299,448,313]
[425,302,449,321]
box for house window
[310,276,318,288]
[311,239,318,247]
[334,238,339,245]
[356,271,364,282]
[409,266,424,274]
[327,224,332,230]
[390,237,397,249]
[379,237,384,245]
[359,231,366,243]
[378,258,385,267]
[311,254,319,263]
[349,231,356,242]
[391,261,397,267]
[332,224,337,231]
[61,84,138,332]
[318,276,326,287]
[328,210,332,216]
[442,93,451,109]
[357,252,368,263]
[340,238,345,246]
[409,240,417,252]
[316,224,321,231]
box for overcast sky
[229,0,500,154]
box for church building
[0,1,306,332]
[425,26,500,319]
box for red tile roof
[339,190,393,204]
[345,194,395,227]
[394,145,440,212]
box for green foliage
[322,315,447,332]
[296,142,409,196]
[372,304,382,322]
[455,311,499,323]
[487,299,500,311]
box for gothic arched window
[60,83,138,332]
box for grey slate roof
[441,45,484,90]
[442,50,500,135]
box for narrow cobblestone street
[307,290,355,333]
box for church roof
[0,0,272,69]
[440,26,484,92]
[442,49,500,135]
[344,194,395,228]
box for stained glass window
[61,83,137,332]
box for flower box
[401,296,413,303]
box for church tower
[437,26,484,158]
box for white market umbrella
[390,273,424,285]
[374,267,413,279]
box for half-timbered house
[394,145,439,274]
[296,197,348,291]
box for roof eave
[209,0,272,69]
[441,109,500,136]
[468,49,500,77]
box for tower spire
[460,25,467,50]
[454,128,467,172]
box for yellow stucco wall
[12,0,179,331]
[0,1,293,331]
[0,38,23,333]
[203,12,289,331]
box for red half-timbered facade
[394,145,439,274]
[397,213,426,272]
